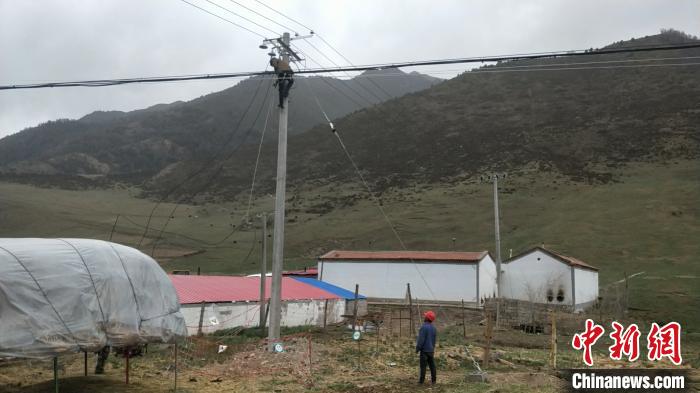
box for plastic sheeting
[0,238,187,359]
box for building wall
[574,267,599,310]
[502,250,573,306]
[478,254,498,304]
[180,299,345,335]
[346,299,368,317]
[319,261,478,302]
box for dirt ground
[1,316,697,393]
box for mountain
[1,30,699,203]
[147,30,700,201]
[0,69,440,182]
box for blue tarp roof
[292,277,367,300]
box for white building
[317,250,497,305]
[170,275,365,335]
[501,247,599,311]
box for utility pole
[493,174,502,300]
[483,173,506,326]
[259,31,308,351]
[267,32,290,351]
[259,212,268,332]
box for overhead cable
[3,42,700,90]
[179,0,267,39]
[203,0,280,37]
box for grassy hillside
[0,69,438,181]
[148,31,700,203]
[1,159,698,333]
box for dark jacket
[416,322,437,353]
[270,58,292,73]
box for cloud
[1,0,698,136]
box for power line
[250,0,395,100]
[179,0,267,39]
[3,42,700,90]
[470,61,700,74]
[291,43,377,105]
[331,127,438,301]
[323,55,700,78]
[252,0,313,33]
[298,38,386,102]
[314,34,394,100]
[300,73,440,300]
[290,58,365,109]
[149,81,275,255]
[138,68,271,248]
[244,95,275,219]
[203,0,280,37]
[239,0,393,101]
[227,0,298,34]
[188,0,381,105]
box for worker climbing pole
[270,56,294,108]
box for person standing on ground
[95,346,110,374]
[269,57,294,108]
[416,310,437,385]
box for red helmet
[424,311,436,322]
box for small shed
[171,275,359,335]
[317,250,497,305]
[501,247,599,311]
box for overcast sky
[1,0,698,137]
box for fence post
[197,302,206,336]
[461,299,466,338]
[84,351,88,376]
[407,283,415,335]
[389,309,394,338]
[53,357,59,393]
[323,299,329,330]
[307,335,313,384]
[483,311,493,368]
[376,314,381,353]
[174,344,178,392]
[352,284,359,332]
[550,310,557,369]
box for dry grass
[3,316,695,393]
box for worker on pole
[270,57,294,108]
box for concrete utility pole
[489,173,506,327]
[268,32,290,351]
[493,175,502,298]
[259,212,268,331]
[259,30,310,352]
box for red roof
[169,275,341,304]
[318,250,489,263]
[540,248,598,271]
[505,247,599,271]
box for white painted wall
[319,261,478,302]
[180,299,345,336]
[502,250,573,306]
[478,254,498,304]
[574,267,599,310]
